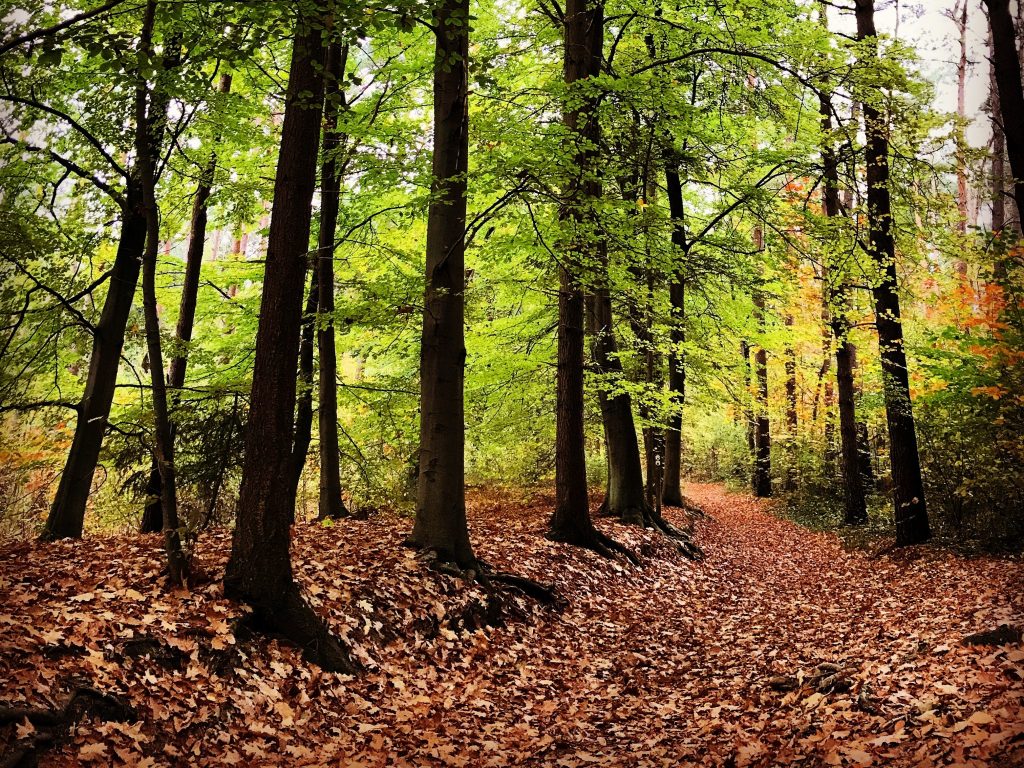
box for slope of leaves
[0,484,1022,767]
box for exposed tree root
[417,549,566,607]
[607,501,705,561]
[0,686,136,768]
[231,587,360,675]
[546,527,641,566]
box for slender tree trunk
[819,80,868,524]
[42,207,146,539]
[662,163,686,507]
[317,42,349,521]
[955,0,970,234]
[819,286,837,472]
[289,259,319,510]
[782,314,797,491]
[141,72,232,534]
[856,0,929,545]
[223,9,357,673]
[991,57,1007,235]
[752,319,772,497]
[133,1,187,583]
[751,223,771,498]
[408,0,476,567]
[740,340,756,461]
[984,0,1024,227]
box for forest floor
[0,484,1022,767]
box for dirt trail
[0,483,1021,767]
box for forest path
[1,484,1022,767]
[495,481,1024,767]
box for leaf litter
[0,483,1021,766]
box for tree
[317,41,349,521]
[983,0,1024,227]
[548,0,629,560]
[406,0,477,568]
[223,5,357,672]
[855,0,929,545]
[140,73,232,534]
[135,0,188,583]
[818,81,867,525]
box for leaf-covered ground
[1,484,1022,767]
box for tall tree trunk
[141,72,232,534]
[819,286,837,472]
[751,224,771,498]
[819,77,867,524]
[289,259,319,511]
[740,340,756,460]
[856,0,929,545]
[408,0,476,568]
[782,314,797,491]
[223,9,357,673]
[134,1,187,583]
[42,7,173,541]
[955,0,970,235]
[991,56,1007,236]
[317,42,349,521]
[662,163,686,507]
[42,207,146,540]
[984,0,1024,227]
[548,0,623,557]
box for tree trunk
[740,340,756,460]
[141,72,232,534]
[548,0,615,553]
[751,224,771,498]
[223,9,357,673]
[782,314,797,491]
[42,208,147,539]
[586,281,648,524]
[662,163,686,507]
[991,55,1007,235]
[317,42,349,521]
[134,0,187,584]
[984,0,1024,227]
[955,0,970,234]
[856,0,929,545]
[408,0,476,568]
[819,75,867,524]
[289,259,319,511]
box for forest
[0,0,1022,765]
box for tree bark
[662,163,686,507]
[586,277,648,524]
[855,0,929,545]
[983,0,1024,227]
[751,224,771,498]
[42,207,146,539]
[289,258,319,509]
[317,42,349,521]
[134,1,187,584]
[955,0,970,234]
[819,83,867,524]
[141,72,232,534]
[548,0,618,554]
[223,8,357,673]
[408,0,476,568]
[740,340,756,460]
[782,314,797,491]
